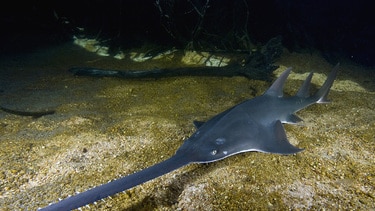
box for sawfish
[40,64,338,210]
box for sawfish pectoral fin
[261,120,304,154]
[193,120,206,128]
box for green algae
[0,44,374,210]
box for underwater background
[0,1,374,210]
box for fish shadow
[124,162,217,210]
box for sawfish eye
[215,137,226,145]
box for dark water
[0,42,374,210]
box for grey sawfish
[40,64,339,210]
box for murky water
[0,42,374,210]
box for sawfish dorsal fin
[296,72,313,98]
[264,67,292,97]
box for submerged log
[0,106,55,118]
[69,63,277,81]
[69,36,282,81]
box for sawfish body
[40,64,338,210]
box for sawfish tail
[313,63,339,103]
[39,154,191,211]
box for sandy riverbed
[0,42,374,210]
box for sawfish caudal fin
[313,63,339,103]
[39,154,191,211]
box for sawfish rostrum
[40,64,338,210]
